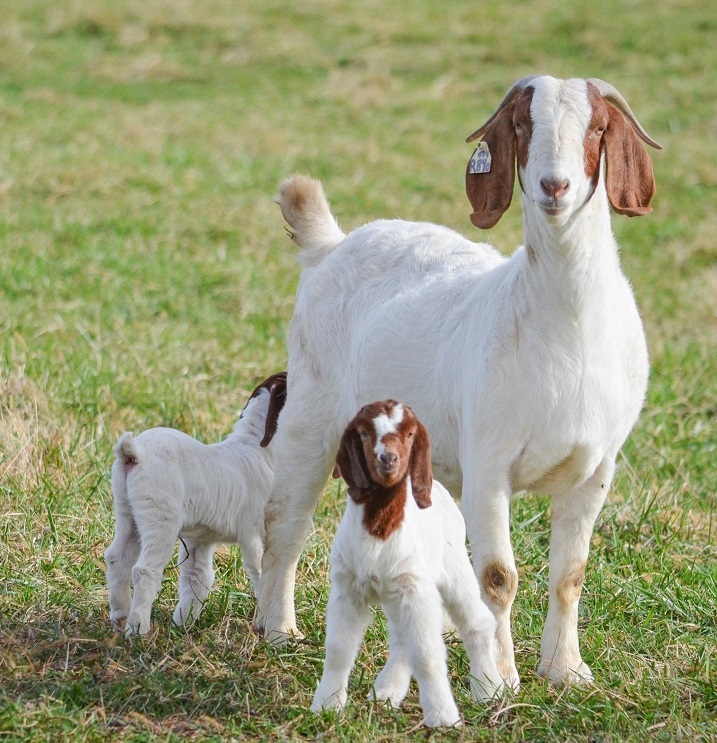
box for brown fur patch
[557,564,586,611]
[584,83,610,180]
[481,561,518,609]
[513,86,535,170]
[353,481,408,540]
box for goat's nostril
[379,452,397,466]
[540,178,570,199]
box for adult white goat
[257,75,661,688]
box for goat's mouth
[375,462,401,483]
[537,199,568,216]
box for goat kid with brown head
[312,401,504,728]
[106,373,287,637]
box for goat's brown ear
[603,104,656,217]
[465,105,516,229]
[260,372,287,447]
[336,427,371,495]
[409,420,432,509]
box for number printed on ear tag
[469,141,492,174]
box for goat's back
[117,427,270,543]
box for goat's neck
[218,415,266,450]
[349,480,408,540]
[521,186,621,312]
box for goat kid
[312,401,503,728]
[105,372,287,636]
[257,76,661,690]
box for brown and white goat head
[465,75,663,228]
[335,401,432,538]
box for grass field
[1,0,715,740]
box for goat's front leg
[461,469,520,691]
[255,416,336,644]
[537,458,613,685]
[311,578,373,713]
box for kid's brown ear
[336,427,371,495]
[409,420,432,509]
[603,103,656,217]
[260,372,288,447]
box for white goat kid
[105,372,287,636]
[257,75,660,688]
[312,401,503,727]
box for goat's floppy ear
[260,373,288,447]
[409,420,432,509]
[465,104,517,229]
[603,104,656,217]
[336,427,371,496]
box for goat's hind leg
[105,464,140,629]
[173,539,216,626]
[383,583,461,728]
[125,508,181,636]
[369,615,412,707]
[537,458,613,685]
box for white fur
[258,76,654,688]
[372,406,404,458]
[311,477,504,728]
[105,386,277,636]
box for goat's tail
[276,175,345,268]
[115,432,141,467]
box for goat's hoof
[262,626,305,646]
[311,691,347,712]
[496,663,521,693]
[537,658,593,686]
[172,602,202,627]
[109,609,128,629]
[368,685,407,708]
[470,674,513,702]
[422,707,462,728]
[123,616,151,638]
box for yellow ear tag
[468,141,492,174]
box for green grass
[1,0,715,740]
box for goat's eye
[407,431,414,438]
[592,126,605,137]
[359,430,368,439]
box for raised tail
[276,175,345,268]
[115,431,140,467]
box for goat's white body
[259,76,653,687]
[105,389,274,636]
[312,479,503,727]
[292,215,644,494]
